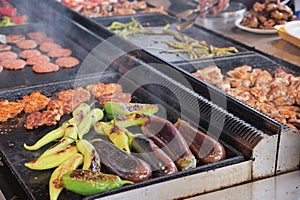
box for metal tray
[92,13,250,63]
[169,52,300,174]
[0,69,250,200]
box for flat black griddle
[0,17,118,91]
[93,13,250,63]
[0,68,248,199]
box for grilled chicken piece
[19,92,50,113]
[0,100,24,122]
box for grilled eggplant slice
[91,138,152,183]
[142,117,196,171]
[174,119,226,164]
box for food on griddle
[19,49,41,59]
[16,39,37,49]
[25,143,78,170]
[193,65,300,131]
[240,0,297,29]
[6,34,25,43]
[94,122,131,153]
[104,102,159,120]
[57,87,91,110]
[32,62,60,73]
[48,48,72,58]
[24,103,91,150]
[107,18,238,59]
[62,169,133,196]
[1,58,26,70]
[91,138,152,183]
[87,82,131,105]
[19,92,50,113]
[55,56,80,68]
[27,32,47,40]
[0,100,24,122]
[129,133,178,177]
[175,119,226,164]
[77,109,104,140]
[0,51,17,60]
[39,42,62,52]
[26,55,50,65]
[0,44,11,52]
[0,31,79,73]
[76,139,101,171]
[60,0,166,18]
[49,153,83,200]
[142,117,197,171]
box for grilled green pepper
[24,103,91,151]
[94,122,131,154]
[76,139,101,172]
[77,108,104,139]
[39,125,78,158]
[24,143,78,170]
[49,153,83,200]
[104,102,159,119]
[62,169,133,196]
[111,113,151,128]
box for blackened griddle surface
[0,72,244,200]
[93,13,249,63]
[0,18,113,91]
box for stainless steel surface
[187,170,300,200]
[97,161,252,200]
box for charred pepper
[104,102,159,119]
[62,169,133,196]
[94,122,131,154]
[49,153,83,200]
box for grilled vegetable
[104,102,159,119]
[111,113,151,128]
[62,169,133,196]
[174,119,226,164]
[24,103,91,151]
[94,122,131,154]
[24,143,78,170]
[129,133,178,177]
[77,108,104,139]
[76,139,100,172]
[49,153,83,200]
[91,138,152,182]
[39,125,77,158]
[142,117,196,171]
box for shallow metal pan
[93,13,250,63]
